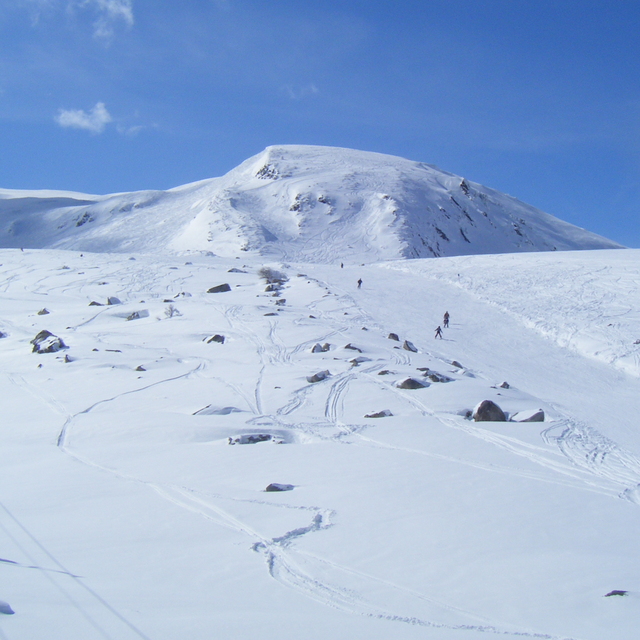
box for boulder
[427,372,453,383]
[451,360,463,368]
[0,601,14,615]
[265,483,294,492]
[473,400,507,422]
[88,301,104,306]
[396,377,428,389]
[510,409,545,423]
[307,370,330,383]
[365,410,393,418]
[604,590,628,597]
[207,283,232,293]
[344,343,362,352]
[31,330,66,354]
[206,334,225,344]
[403,340,418,353]
[350,356,371,366]
[37,308,50,315]
[388,333,400,341]
[107,296,121,305]
[377,370,392,375]
[228,434,272,445]
[311,343,330,353]
[499,381,510,389]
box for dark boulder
[365,410,393,418]
[207,283,232,293]
[473,400,506,422]
[265,483,294,492]
[31,330,66,354]
[427,372,453,383]
[228,434,272,445]
[388,333,400,341]
[403,340,418,353]
[344,343,362,352]
[37,308,50,316]
[206,334,225,344]
[396,377,428,389]
[604,590,628,597]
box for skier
[357,278,363,289]
[435,325,443,339]
[443,311,450,328]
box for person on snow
[435,325,443,339]
[357,278,363,288]
[443,311,450,328]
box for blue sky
[1,0,638,247]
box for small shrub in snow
[164,304,182,318]
[258,267,288,285]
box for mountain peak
[0,145,623,260]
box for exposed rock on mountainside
[0,146,623,261]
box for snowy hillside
[1,247,639,640]
[0,146,623,260]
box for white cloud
[22,0,134,39]
[55,101,112,133]
[81,0,134,40]
[284,84,320,100]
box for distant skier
[435,325,443,339]
[443,311,450,328]
[357,278,363,289]
[340,263,344,268]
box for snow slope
[1,247,639,640]
[0,146,623,260]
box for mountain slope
[1,247,639,639]
[0,146,623,260]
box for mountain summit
[0,145,622,260]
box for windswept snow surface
[0,146,623,260]
[0,247,639,639]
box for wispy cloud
[80,0,134,40]
[55,101,112,133]
[283,84,320,101]
[21,0,134,39]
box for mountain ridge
[0,145,623,261]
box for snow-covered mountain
[1,247,640,640]
[0,146,622,261]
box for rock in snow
[30,330,66,354]
[307,370,331,383]
[510,409,545,423]
[473,400,507,422]
[396,377,429,389]
[207,283,232,293]
[265,483,294,492]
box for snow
[1,245,639,639]
[0,146,623,259]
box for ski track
[2,255,633,640]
